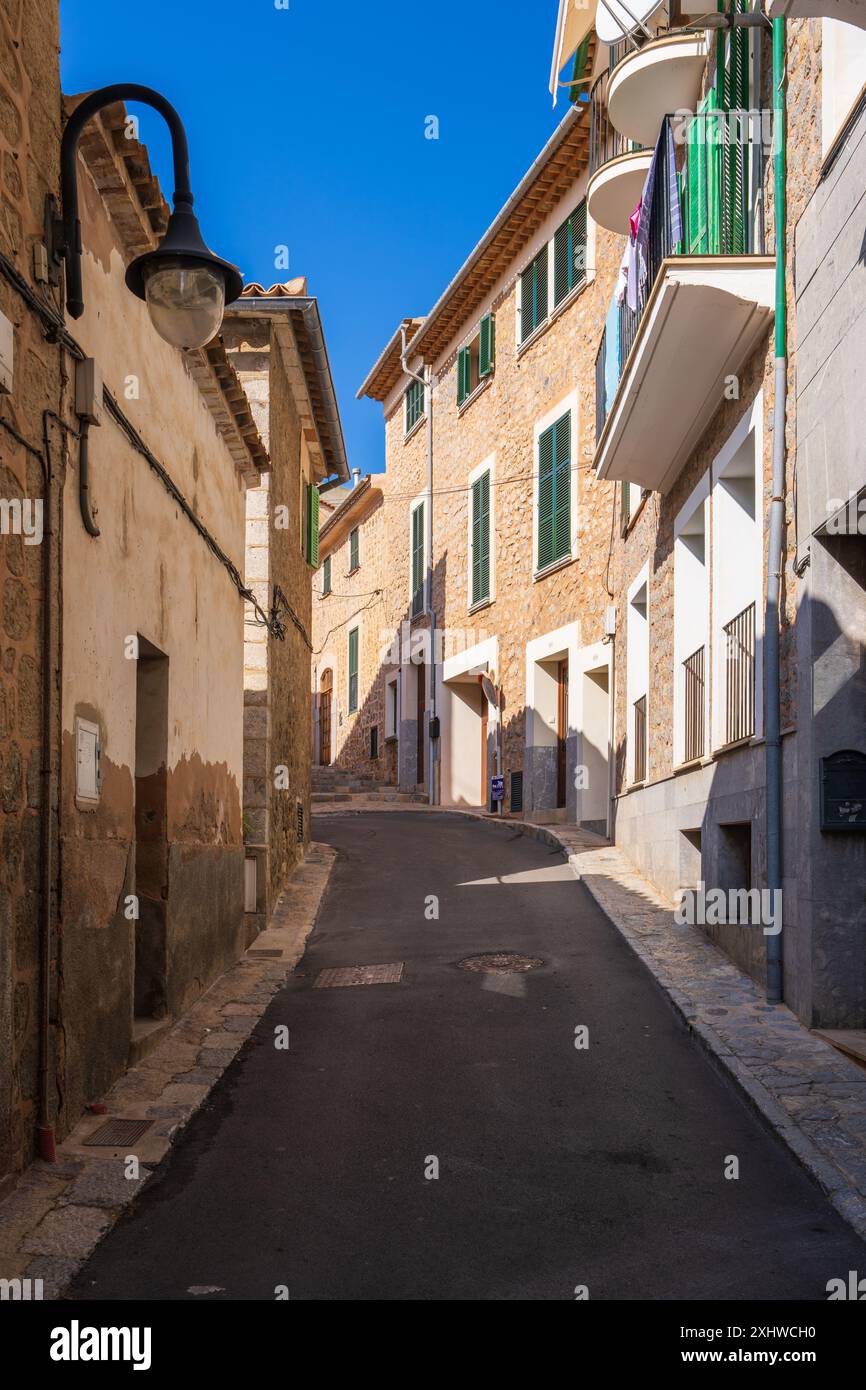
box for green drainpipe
[766,15,786,1005]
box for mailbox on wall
[820,750,866,832]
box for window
[370,724,379,759]
[411,501,425,618]
[349,526,359,572]
[304,483,319,567]
[385,676,398,739]
[536,411,571,571]
[520,245,548,344]
[457,313,495,406]
[621,482,644,533]
[626,568,649,786]
[470,468,491,607]
[405,377,425,434]
[553,200,587,308]
[348,626,359,714]
[322,554,331,596]
[674,478,709,766]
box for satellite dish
[481,674,499,708]
[596,0,660,44]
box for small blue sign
[491,775,505,803]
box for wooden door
[556,658,569,809]
[319,671,332,766]
[416,664,426,786]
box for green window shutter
[720,1,749,255]
[350,527,359,571]
[520,247,548,343]
[555,202,588,306]
[306,483,319,567]
[457,347,471,405]
[537,425,555,570]
[471,470,490,606]
[569,32,592,104]
[552,412,571,563]
[406,379,424,432]
[411,502,425,617]
[322,554,331,594]
[348,627,359,713]
[479,314,495,378]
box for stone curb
[316,801,866,1244]
[0,844,337,1300]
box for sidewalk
[315,799,866,1242]
[0,844,336,1298]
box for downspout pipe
[400,330,436,807]
[766,14,787,1005]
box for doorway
[416,661,426,786]
[319,669,333,766]
[556,658,569,808]
[134,638,169,1020]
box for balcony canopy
[550,0,599,105]
[595,258,775,493]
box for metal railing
[595,111,766,443]
[723,603,756,744]
[633,695,647,783]
[683,644,705,763]
[589,70,638,181]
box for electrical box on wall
[75,717,101,803]
[75,357,103,424]
[0,309,13,394]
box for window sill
[517,320,549,358]
[517,280,588,360]
[319,591,332,600]
[468,595,494,616]
[346,566,360,578]
[458,375,493,416]
[533,553,573,583]
[623,491,649,536]
[385,733,397,744]
[404,416,426,445]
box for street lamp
[51,84,243,350]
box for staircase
[311,765,426,807]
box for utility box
[0,309,13,394]
[75,717,101,803]
[821,749,866,832]
[75,357,103,424]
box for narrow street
[69,813,866,1302]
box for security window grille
[405,378,425,433]
[348,627,359,714]
[520,246,548,344]
[411,502,425,618]
[683,645,705,762]
[305,483,319,567]
[349,527,359,572]
[553,200,588,307]
[633,695,647,784]
[322,554,331,595]
[471,470,491,607]
[537,412,571,571]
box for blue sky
[60,0,570,480]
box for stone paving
[316,800,866,1242]
[0,843,336,1299]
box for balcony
[586,66,650,235]
[595,112,775,494]
[608,32,707,147]
[723,603,756,746]
[768,0,866,23]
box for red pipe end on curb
[37,1126,57,1163]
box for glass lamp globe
[141,258,226,350]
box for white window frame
[385,674,398,740]
[467,454,496,612]
[710,392,764,752]
[673,471,711,768]
[532,388,579,580]
[626,563,650,786]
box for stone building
[358,91,622,824]
[0,0,339,1186]
[311,473,393,781]
[224,282,349,935]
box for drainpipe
[38,413,58,1162]
[400,330,436,806]
[766,14,786,1005]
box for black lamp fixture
[50,84,243,351]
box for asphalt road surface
[69,812,866,1301]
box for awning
[550,0,598,106]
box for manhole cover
[457,952,543,975]
[314,963,404,988]
[85,1118,153,1147]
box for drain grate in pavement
[248,949,283,958]
[314,963,404,988]
[457,952,543,975]
[85,1118,153,1147]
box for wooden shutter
[411,503,424,616]
[720,1,749,255]
[534,246,548,330]
[537,425,555,570]
[471,470,490,606]
[553,202,587,307]
[552,412,571,563]
[350,528,359,571]
[306,483,319,567]
[323,554,331,594]
[520,247,548,343]
[457,346,471,405]
[348,627,359,712]
[479,314,495,378]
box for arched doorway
[319,669,333,766]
